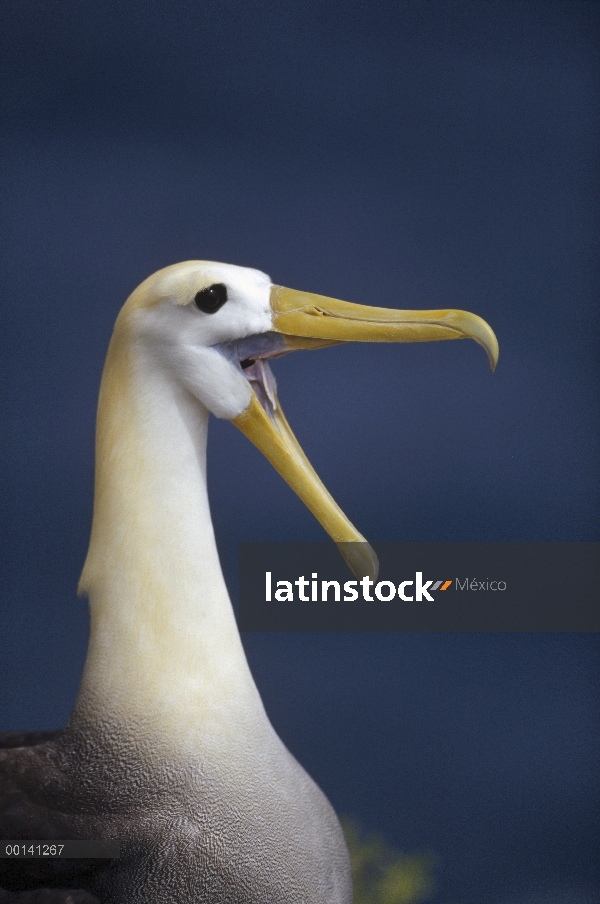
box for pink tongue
[244,358,278,416]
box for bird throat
[70,327,263,756]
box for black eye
[194,283,228,314]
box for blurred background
[0,2,598,902]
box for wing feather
[0,733,103,903]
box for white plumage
[0,261,497,903]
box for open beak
[233,285,499,581]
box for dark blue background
[1,2,598,902]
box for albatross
[0,261,498,903]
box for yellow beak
[233,285,499,581]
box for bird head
[115,260,498,580]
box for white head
[117,261,284,420]
[102,259,498,579]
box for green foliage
[341,819,436,904]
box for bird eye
[194,283,228,314]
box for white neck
[70,316,264,752]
